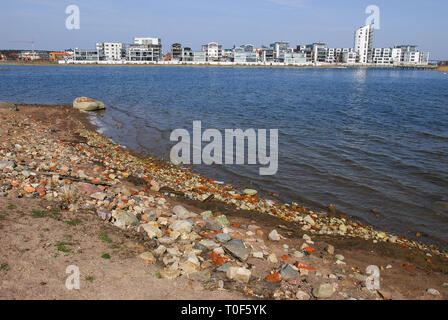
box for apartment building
[259,47,274,63]
[342,50,357,64]
[201,42,222,61]
[270,41,290,62]
[284,52,307,65]
[395,45,429,65]
[181,47,193,62]
[96,42,126,61]
[354,24,374,64]
[130,37,162,61]
[171,43,182,61]
[74,49,105,61]
[372,48,393,65]
[193,51,207,63]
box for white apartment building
[372,48,393,65]
[134,37,161,46]
[96,42,126,61]
[201,42,222,61]
[342,50,357,64]
[129,37,162,61]
[284,52,307,65]
[354,24,374,64]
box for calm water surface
[1,65,447,247]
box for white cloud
[266,0,306,8]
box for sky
[1,0,447,60]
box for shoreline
[0,60,438,71]
[1,104,447,300]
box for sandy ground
[0,105,447,300]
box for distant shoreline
[0,60,438,71]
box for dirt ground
[0,197,247,300]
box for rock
[216,233,232,243]
[160,268,181,280]
[142,223,163,238]
[0,102,18,111]
[97,209,112,221]
[252,251,264,259]
[154,245,167,256]
[205,219,223,231]
[339,224,347,232]
[150,181,160,192]
[73,97,105,111]
[215,215,230,227]
[90,192,107,201]
[268,229,281,241]
[267,253,278,263]
[377,232,387,239]
[335,254,345,261]
[217,262,233,273]
[139,251,156,264]
[180,261,200,275]
[312,283,335,299]
[427,288,440,296]
[304,215,316,226]
[189,269,211,282]
[224,239,250,261]
[199,240,220,249]
[200,211,213,219]
[324,244,335,255]
[296,290,311,300]
[226,267,251,283]
[172,205,196,219]
[280,264,299,280]
[170,220,193,233]
[242,189,257,196]
[116,211,139,227]
[0,161,16,170]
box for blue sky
[1,0,447,60]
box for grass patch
[65,219,81,226]
[0,263,10,272]
[0,214,6,220]
[100,232,112,243]
[101,253,111,259]
[43,228,50,232]
[31,209,60,219]
[109,244,120,249]
[84,275,95,282]
[32,210,46,218]
[56,241,72,253]
[155,272,162,279]
[7,204,16,210]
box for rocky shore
[1,104,447,300]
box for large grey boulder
[0,102,18,111]
[73,97,105,111]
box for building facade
[354,24,374,64]
[201,42,222,61]
[95,42,126,61]
[74,49,105,62]
[171,43,182,61]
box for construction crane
[9,40,35,54]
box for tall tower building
[354,24,374,64]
